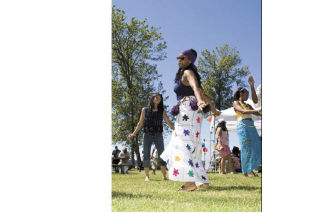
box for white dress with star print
[160,96,210,184]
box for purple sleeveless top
[174,80,195,100]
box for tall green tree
[112,6,167,166]
[197,44,250,110]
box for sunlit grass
[112,169,261,212]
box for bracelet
[197,101,205,107]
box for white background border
[1,0,319,212]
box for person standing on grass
[233,87,262,177]
[216,119,234,175]
[160,49,220,192]
[128,93,175,181]
[118,148,130,174]
[248,75,262,173]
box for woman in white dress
[161,49,220,191]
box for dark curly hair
[233,87,247,101]
[232,146,240,157]
[174,64,201,87]
[233,87,253,109]
[148,93,164,112]
[216,121,228,135]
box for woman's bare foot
[178,183,197,192]
[199,183,209,189]
[145,176,150,181]
[242,173,248,178]
[178,185,197,192]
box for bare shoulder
[216,127,222,134]
[140,107,146,116]
[182,69,197,85]
[183,69,195,77]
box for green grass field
[112,169,261,212]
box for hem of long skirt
[169,177,210,184]
[242,168,259,174]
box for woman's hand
[197,103,208,112]
[248,76,255,87]
[128,133,135,139]
[218,143,224,150]
[257,109,262,115]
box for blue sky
[112,0,261,152]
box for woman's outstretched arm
[128,108,146,139]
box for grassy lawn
[112,169,261,212]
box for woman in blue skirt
[233,87,262,177]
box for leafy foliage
[197,44,250,110]
[112,6,168,165]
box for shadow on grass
[211,185,261,191]
[112,172,139,175]
[112,191,154,199]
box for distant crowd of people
[112,146,130,174]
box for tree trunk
[134,137,141,165]
[129,94,136,167]
[216,92,222,110]
[130,142,135,167]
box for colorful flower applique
[195,162,200,168]
[196,131,200,138]
[182,114,189,121]
[186,144,191,151]
[175,156,181,161]
[173,168,179,176]
[196,117,200,123]
[189,98,198,111]
[183,129,190,136]
[201,175,207,180]
[170,104,179,116]
[182,97,188,106]
[188,170,194,177]
[188,159,194,167]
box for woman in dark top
[160,49,220,192]
[128,93,174,181]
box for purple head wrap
[181,49,197,64]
